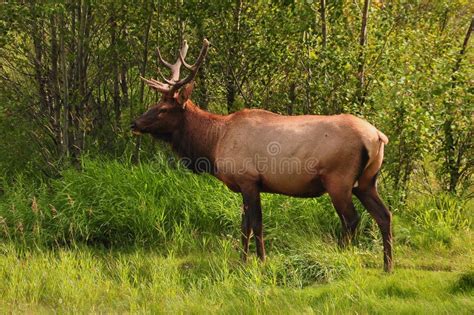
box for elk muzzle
[130,121,142,135]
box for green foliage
[0,0,472,193]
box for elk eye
[158,108,167,114]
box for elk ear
[176,82,195,107]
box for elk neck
[171,101,226,173]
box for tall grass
[396,192,473,248]
[0,157,473,312]
[0,157,347,249]
[0,156,471,253]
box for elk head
[131,39,209,138]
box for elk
[131,39,393,272]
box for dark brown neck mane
[171,101,226,173]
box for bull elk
[131,39,393,272]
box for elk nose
[130,122,137,130]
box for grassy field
[0,158,473,313]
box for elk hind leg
[326,182,360,247]
[353,185,393,272]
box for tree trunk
[50,13,62,154]
[226,0,243,113]
[120,25,129,118]
[133,4,154,164]
[176,0,185,46]
[303,31,312,114]
[59,11,70,157]
[111,10,121,132]
[196,23,209,109]
[444,17,473,192]
[357,0,370,108]
[287,82,296,115]
[76,0,90,154]
[320,0,329,113]
[440,8,449,34]
[320,0,327,49]
[30,3,48,113]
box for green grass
[0,242,472,313]
[0,157,472,313]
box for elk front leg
[240,207,251,262]
[241,186,265,261]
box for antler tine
[179,50,194,71]
[156,47,173,69]
[177,40,189,63]
[140,76,172,94]
[179,38,209,71]
[151,41,185,90]
[171,38,210,92]
[158,68,176,86]
[143,39,209,95]
[167,40,189,82]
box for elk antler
[141,38,210,94]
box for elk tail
[375,130,388,157]
[377,130,389,145]
[356,130,388,190]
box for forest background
[0,0,472,313]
